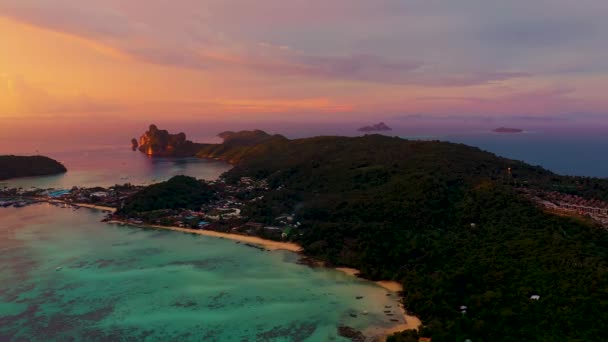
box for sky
[1,0,608,130]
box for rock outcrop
[135,125,287,162]
[131,138,139,151]
[137,124,201,157]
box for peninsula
[0,155,67,181]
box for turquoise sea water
[0,204,405,341]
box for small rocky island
[493,127,523,134]
[358,122,392,132]
[0,155,67,180]
[131,138,139,151]
[136,124,203,157]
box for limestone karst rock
[137,124,200,157]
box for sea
[0,205,402,341]
[1,120,606,340]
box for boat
[55,267,63,271]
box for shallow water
[0,204,404,341]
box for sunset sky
[1,0,608,126]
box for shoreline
[334,268,422,339]
[73,203,117,213]
[107,220,302,252]
[46,199,117,213]
[335,267,404,292]
[108,219,422,338]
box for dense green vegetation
[128,130,608,340]
[117,175,215,214]
[196,130,288,164]
[0,155,67,181]
[219,134,608,341]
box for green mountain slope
[220,134,608,341]
[118,175,215,214]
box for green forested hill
[0,155,67,181]
[118,175,215,214]
[129,130,608,340]
[196,130,288,164]
[218,134,608,341]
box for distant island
[0,155,67,181]
[131,138,139,151]
[120,124,608,341]
[493,127,523,133]
[134,125,286,161]
[136,124,203,157]
[357,122,392,132]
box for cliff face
[137,125,201,157]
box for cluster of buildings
[111,176,301,241]
[0,186,54,207]
[3,174,302,241]
[522,189,608,228]
[57,184,143,208]
[0,184,143,210]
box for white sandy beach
[45,199,117,213]
[108,221,302,252]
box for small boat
[349,313,358,318]
[55,267,63,271]
[362,310,368,315]
[355,296,364,300]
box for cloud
[0,0,534,87]
[0,0,133,39]
[0,74,119,117]
[403,86,583,116]
[0,0,607,118]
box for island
[18,126,605,341]
[492,127,524,133]
[358,122,392,132]
[137,124,203,157]
[134,125,287,162]
[0,155,67,181]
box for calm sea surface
[0,147,232,189]
[0,204,403,341]
[442,132,608,178]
